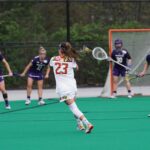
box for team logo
[44,60,48,63]
[122,50,127,54]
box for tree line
[0,1,149,88]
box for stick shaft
[108,57,131,70]
[0,75,11,78]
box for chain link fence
[0,0,149,89]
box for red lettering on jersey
[55,62,68,74]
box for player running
[111,39,132,98]
[139,54,150,77]
[49,42,93,134]
[20,47,50,105]
[0,51,13,109]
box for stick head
[92,47,108,61]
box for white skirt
[56,78,77,102]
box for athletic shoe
[85,124,94,134]
[5,105,11,110]
[110,95,116,99]
[148,114,150,117]
[25,99,31,105]
[77,121,85,131]
[128,94,132,98]
[38,99,45,105]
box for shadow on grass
[0,99,59,115]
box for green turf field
[0,97,150,150]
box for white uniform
[50,56,77,102]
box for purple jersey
[0,54,4,74]
[29,56,50,75]
[111,49,131,70]
[0,54,4,82]
[146,54,150,65]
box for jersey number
[37,64,43,71]
[55,62,68,74]
[116,57,123,63]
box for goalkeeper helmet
[114,39,123,49]
[114,39,123,45]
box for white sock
[74,115,81,123]
[68,102,83,119]
[82,117,90,126]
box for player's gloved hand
[125,70,129,74]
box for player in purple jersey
[20,47,50,105]
[111,39,132,98]
[0,51,13,109]
[139,54,150,117]
[139,54,150,77]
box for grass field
[0,97,150,150]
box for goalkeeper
[111,39,132,98]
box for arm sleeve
[31,58,36,65]
[126,51,131,59]
[111,51,116,60]
[146,55,150,65]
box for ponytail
[59,42,79,60]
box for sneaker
[5,105,11,110]
[25,99,31,105]
[77,121,85,131]
[85,124,94,134]
[110,95,117,99]
[128,93,132,98]
[38,99,45,105]
[148,114,150,117]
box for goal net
[101,29,150,97]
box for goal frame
[108,28,150,96]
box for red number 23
[55,62,68,74]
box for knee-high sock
[68,102,83,119]
[68,102,90,126]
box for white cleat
[85,124,94,134]
[38,100,45,105]
[148,114,150,117]
[77,121,85,131]
[5,105,11,110]
[128,94,132,98]
[110,95,117,99]
[25,99,31,105]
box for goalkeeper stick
[92,47,131,70]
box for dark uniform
[111,49,131,77]
[28,56,50,80]
[0,54,4,82]
[146,54,150,64]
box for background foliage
[0,0,149,89]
